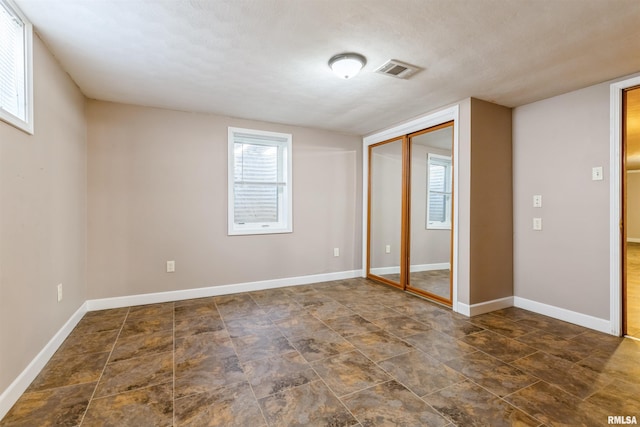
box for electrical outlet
[385,245,391,254]
[533,218,543,231]
[57,284,63,302]
[333,248,339,257]
[166,260,175,273]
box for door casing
[610,76,640,336]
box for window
[228,127,292,235]
[0,0,32,134]
[426,153,452,229]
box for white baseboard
[411,263,450,273]
[513,296,611,334]
[0,302,88,420]
[627,237,640,243]
[456,302,471,316]
[370,263,449,276]
[86,269,362,311]
[456,296,514,317]
[370,266,400,275]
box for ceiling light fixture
[328,53,366,79]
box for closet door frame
[366,136,406,290]
[405,122,454,305]
[362,105,460,311]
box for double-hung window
[426,153,452,229]
[228,127,292,235]
[0,0,33,134]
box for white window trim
[0,0,33,134]
[228,127,293,236]
[426,153,452,230]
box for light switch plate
[592,166,603,181]
[533,195,542,208]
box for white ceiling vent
[374,60,420,79]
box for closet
[367,121,454,306]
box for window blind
[427,155,452,228]
[0,1,26,121]
[233,142,281,224]
[428,162,447,222]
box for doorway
[366,121,454,306]
[623,85,640,339]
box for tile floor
[382,269,451,300]
[1,278,639,426]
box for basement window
[0,0,33,134]
[228,127,292,235]
[426,153,452,230]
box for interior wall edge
[459,296,514,317]
[468,98,514,305]
[0,33,88,398]
[0,302,88,420]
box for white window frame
[228,127,292,236]
[426,153,452,230]
[0,0,33,134]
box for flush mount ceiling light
[328,53,366,79]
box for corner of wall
[469,99,514,305]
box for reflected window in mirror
[426,153,452,230]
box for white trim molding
[362,104,460,311]
[514,297,610,334]
[457,296,513,317]
[87,270,362,311]
[0,303,87,420]
[370,262,450,276]
[610,75,640,336]
[0,0,34,134]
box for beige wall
[0,36,87,393]
[469,99,513,304]
[370,146,402,270]
[409,144,451,267]
[86,101,362,299]
[513,82,610,319]
[369,143,452,272]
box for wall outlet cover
[166,260,175,273]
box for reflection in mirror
[625,87,640,339]
[369,138,403,287]
[408,125,453,302]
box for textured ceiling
[15,0,640,135]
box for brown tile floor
[2,278,639,426]
[382,269,451,300]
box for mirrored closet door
[366,122,454,306]
[407,123,453,304]
[367,136,404,289]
